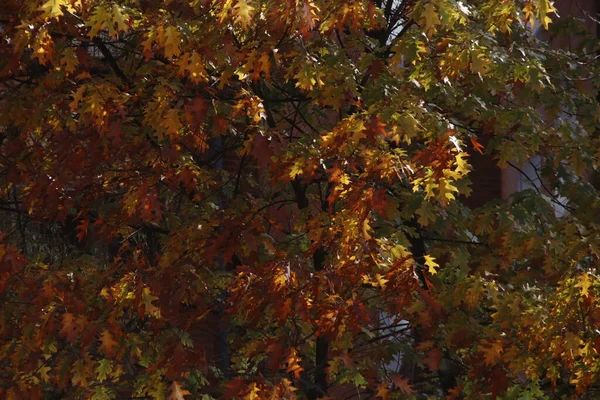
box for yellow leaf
[41,0,73,19]
[421,2,440,36]
[111,5,129,35]
[470,49,488,75]
[362,218,373,240]
[186,52,208,83]
[258,53,271,79]
[87,5,109,38]
[294,68,317,91]
[61,47,78,74]
[234,0,255,29]
[70,86,87,112]
[375,273,389,288]
[289,160,303,178]
[424,181,438,200]
[39,365,51,383]
[424,254,439,275]
[162,109,183,137]
[219,0,235,23]
[438,178,458,203]
[575,273,592,297]
[564,332,582,357]
[536,0,556,30]
[273,268,288,289]
[245,382,261,400]
[164,26,182,58]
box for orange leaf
[445,384,464,400]
[168,381,191,400]
[284,348,305,379]
[481,340,504,366]
[99,330,119,358]
[59,312,78,343]
[390,375,413,394]
[375,382,390,399]
[76,218,90,242]
[470,137,485,154]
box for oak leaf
[167,381,191,400]
[575,273,592,297]
[424,254,439,275]
[99,330,119,358]
[59,313,78,343]
[234,0,255,29]
[164,26,182,58]
[390,375,413,394]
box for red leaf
[423,347,442,371]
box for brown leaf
[59,313,78,343]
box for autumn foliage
[1,0,600,399]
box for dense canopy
[1,0,600,398]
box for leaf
[111,5,130,36]
[423,347,442,371]
[39,364,51,383]
[71,359,89,387]
[245,382,261,400]
[575,273,592,297]
[76,218,90,242]
[168,381,191,400]
[142,287,161,318]
[61,47,79,75]
[424,254,439,275]
[162,109,183,137]
[482,340,503,366]
[233,0,255,29]
[40,0,72,19]
[289,161,304,178]
[95,359,113,382]
[99,330,119,358]
[470,137,484,154]
[284,348,305,379]
[164,26,182,58]
[375,382,390,399]
[564,332,582,357]
[536,0,556,29]
[390,375,414,394]
[184,52,208,83]
[59,313,78,343]
[87,5,109,38]
[91,386,116,400]
[421,2,440,36]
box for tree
[1,0,599,398]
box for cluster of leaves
[1,0,599,398]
